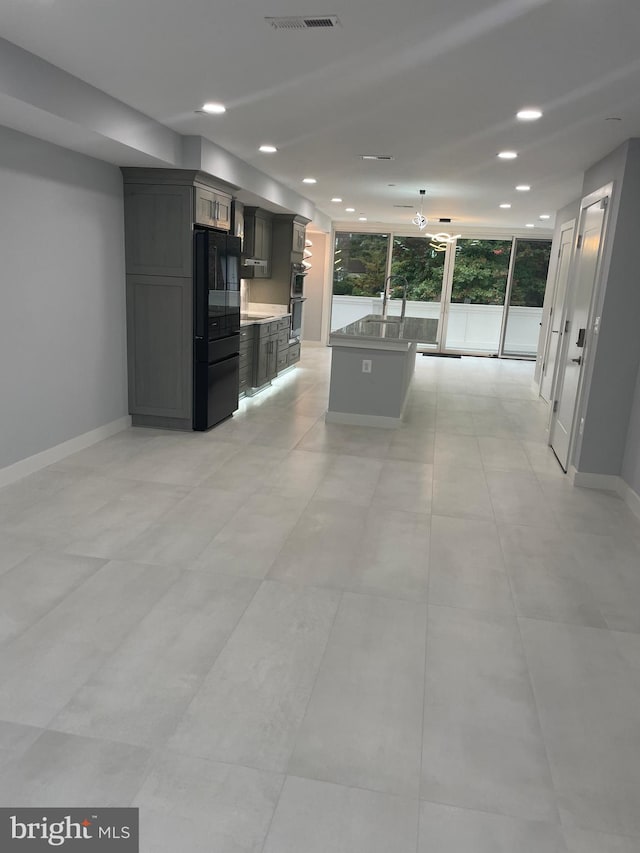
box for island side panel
[401,342,418,417]
[327,344,415,426]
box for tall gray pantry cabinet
[121,169,235,431]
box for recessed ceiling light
[331,197,342,203]
[525,223,535,228]
[517,108,543,121]
[302,177,317,184]
[539,214,551,220]
[499,203,512,209]
[345,207,355,212]
[201,102,226,114]
[259,144,277,153]
[358,216,367,221]
[498,151,518,159]
[516,185,531,191]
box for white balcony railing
[330,295,542,355]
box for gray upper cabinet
[272,214,308,264]
[293,220,306,256]
[242,207,272,278]
[123,184,192,277]
[232,200,244,242]
[194,186,232,231]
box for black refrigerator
[193,229,242,431]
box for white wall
[622,364,640,496]
[302,230,328,342]
[0,126,128,470]
[574,139,640,480]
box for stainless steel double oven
[290,262,307,340]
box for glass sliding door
[389,235,446,348]
[331,232,389,330]
[501,238,552,357]
[443,239,512,353]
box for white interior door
[550,195,608,470]
[540,222,575,402]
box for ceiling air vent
[265,16,341,30]
[393,205,413,209]
[439,217,452,223]
[361,154,394,161]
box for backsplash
[240,280,250,315]
[249,302,290,316]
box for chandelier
[425,232,462,252]
[411,189,427,230]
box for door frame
[498,236,553,360]
[439,236,514,356]
[434,239,457,352]
[548,182,614,468]
[538,218,576,402]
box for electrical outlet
[362,359,372,374]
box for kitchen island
[327,314,438,427]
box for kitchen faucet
[382,275,409,320]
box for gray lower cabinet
[126,275,192,427]
[240,315,295,395]
[239,325,255,394]
[254,323,279,387]
[276,324,289,372]
[276,345,288,372]
[287,341,301,366]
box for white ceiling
[2,0,640,231]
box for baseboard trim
[569,468,640,522]
[620,480,640,522]
[0,415,132,489]
[571,469,621,492]
[325,410,401,429]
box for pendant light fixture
[412,189,428,230]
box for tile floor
[1,345,640,851]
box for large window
[331,232,388,329]
[330,231,552,356]
[444,239,511,353]
[449,239,512,304]
[390,236,445,305]
[502,239,552,356]
[388,235,446,345]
